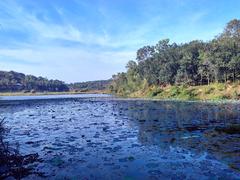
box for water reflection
[114,100,240,171]
[1,97,240,179]
[115,101,240,130]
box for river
[0,94,240,179]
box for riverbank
[115,83,240,101]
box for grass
[126,82,240,101]
[2,83,240,101]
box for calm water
[1,94,240,179]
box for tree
[175,41,204,85]
[221,19,240,41]
[136,46,155,62]
[109,19,240,95]
[0,70,69,92]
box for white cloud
[0,1,161,49]
[0,46,135,82]
[0,0,226,82]
[0,1,138,82]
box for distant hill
[68,80,112,92]
[0,70,112,93]
[0,70,69,92]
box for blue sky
[0,0,240,82]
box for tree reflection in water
[114,100,240,171]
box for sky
[0,0,240,83]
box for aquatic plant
[0,118,43,179]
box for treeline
[110,19,240,95]
[69,80,111,92]
[0,71,69,92]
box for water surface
[1,94,240,179]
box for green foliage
[147,87,163,97]
[109,19,240,100]
[205,87,215,94]
[69,80,111,92]
[168,86,197,100]
[0,71,69,92]
[169,86,181,96]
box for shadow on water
[114,100,240,171]
[0,118,44,179]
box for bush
[0,119,43,179]
[205,87,215,94]
[169,86,181,97]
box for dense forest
[109,19,240,97]
[69,80,111,92]
[0,70,111,93]
[0,71,69,92]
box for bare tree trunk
[224,72,227,84]
[207,74,210,86]
[233,69,235,83]
[200,73,202,85]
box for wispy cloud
[0,0,239,82]
[0,0,210,49]
[0,55,40,65]
[0,46,134,82]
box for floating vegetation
[0,96,240,179]
[0,118,44,179]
